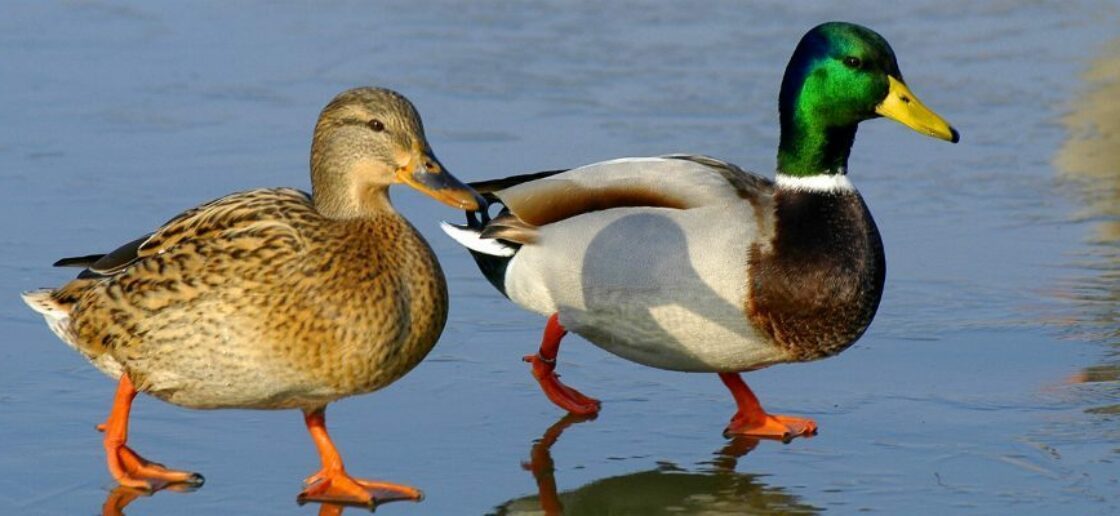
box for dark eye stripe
[367,119,385,132]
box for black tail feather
[459,168,569,298]
[52,254,105,268]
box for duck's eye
[367,119,385,132]
[843,56,862,69]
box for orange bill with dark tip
[396,150,484,211]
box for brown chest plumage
[747,189,885,361]
[259,215,449,400]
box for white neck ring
[774,173,855,193]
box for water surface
[1,2,1118,514]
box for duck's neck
[777,113,857,178]
[310,148,396,220]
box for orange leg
[719,372,817,442]
[523,314,601,415]
[101,374,204,490]
[296,408,423,508]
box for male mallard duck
[22,87,482,507]
[442,22,958,440]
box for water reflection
[491,414,819,515]
[1054,37,1120,406]
[99,479,405,515]
[101,484,199,516]
[304,502,380,516]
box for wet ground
[2,1,1118,514]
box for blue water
[1,1,1118,514]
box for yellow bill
[875,76,960,143]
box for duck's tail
[21,288,76,344]
[440,221,518,297]
[21,288,65,317]
[441,169,569,298]
[439,222,517,257]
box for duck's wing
[27,188,314,376]
[53,235,152,279]
[441,155,773,298]
[469,169,569,202]
[661,154,774,198]
[491,155,771,230]
[52,188,313,281]
[446,155,772,250]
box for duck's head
[778,22,959,176]
[310,87,482,218]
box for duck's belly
[111,306,352,410]
[504,205,790,372]
[562,303,789,372]
[93,284,439,411]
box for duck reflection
[101,483,394,516]
[1054,36,1120,407]
[101,483,199,516]
[303,501,374,516]
[491,414,819,515]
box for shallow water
[2,1,1119,514]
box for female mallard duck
[442,22,959,440]
[22,87,482,507]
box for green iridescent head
[777,22,959,176]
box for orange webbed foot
[99,375,203,491]
[724,412,817,442]
[524,354,601,415]
[297,469,423,508]
[107,443,205,490]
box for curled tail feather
[21,289,68,318]
[21,289,76,352]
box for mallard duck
[22,87,482,507]
[442,22,958,440]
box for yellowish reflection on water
[1054,37,1120,395]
